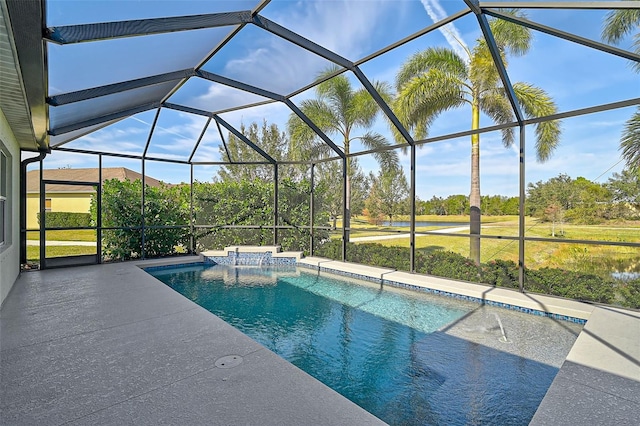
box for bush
[38,212,91,228]
[91,179,190,261]
[314,239,343,261]
[193,178,328,254]
[481,259,519,289]
[525,268,615,304]
[618,278,640,309]
[315,239,634,307]
[417,250,481,282]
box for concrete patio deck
[0,257,384,425]
[2,256,639,425]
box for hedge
[315,240,636,308]
[38,212,91,228]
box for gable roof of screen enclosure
[4,0,640,163]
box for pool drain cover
[215,355,243,369]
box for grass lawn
[27,245,97,262]
[337,215,640,273]
[27,229,97,242]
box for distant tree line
[418,194,520,216]
[527,170,640,227]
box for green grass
[27,245,97,262]
[337,215,640,274]
[24,216,638,274]
[27,230,97,242]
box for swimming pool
[149,263,582,425]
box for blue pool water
[149,264,570,425]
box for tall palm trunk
[344,140,351,242]
[470,99,481,265]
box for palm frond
[602,8,640,72]
[480,91,516,147]
[513,82,561,162]
[357,132,400,171]
[288,99,339,161]
[620,108,640,173]
[602,8,640,44]
[300,99,340,134]
[395,47,468,90]
[394,68,467,140]
[350,80,393,129]
[470,42,503,93]
[488,9,531,57]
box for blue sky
[38,0,639,199]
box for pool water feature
[149,264,582,425]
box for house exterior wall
[0,108,21,306]
[26,191,93,229]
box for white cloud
[420,0,469,60]
[274,1,403,60]
[191,82,270,113]
[216,1,413,95]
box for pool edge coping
[137,254,640,382]
[137,254,640,422]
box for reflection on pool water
[149,264,582,426]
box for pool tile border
[204,252,298,266]
[144,262,206,272]
[297,262,587,324]
[143,256,586,325]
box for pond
[382,221,468,227]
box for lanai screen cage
[13,0,640,306]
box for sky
[35,0,640,199]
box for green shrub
[315,239,631,307]
[417,250,481,282]
[481,259,519,289]
[525,268,615,304]
[91,179,190,261]
[314,239,343,260]
[618,278,640,309]
[193,178,328,254]
[38,212,91,228]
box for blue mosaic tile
[143,262,204,272]
[204,252,297,266]
[297,262,586,325]
[145,259,586,325]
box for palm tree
[602,5,640,173]
[394,10,561,265]
[288,66,399,240]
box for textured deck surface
[0,258,384,425]
[2,257,639,425]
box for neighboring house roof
[26,167,163,193]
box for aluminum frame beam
[473,8,525,123]
[163,102,276,163]
[141,108,161,158]
[351,66,415,145]
[188,117,212,163]
[49,101,161,135]
[184,71,345,159]
[46,11,252,44]
[48,69,195,106]
[284,100,345,158]
[53,146,191,164]
[197,70,284,101]
[250,14,353,69]
[214,115,276,164]
[486,9,640,64]
[251,14,414,146]
[216,120,234,163]
[481,2,640,10]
